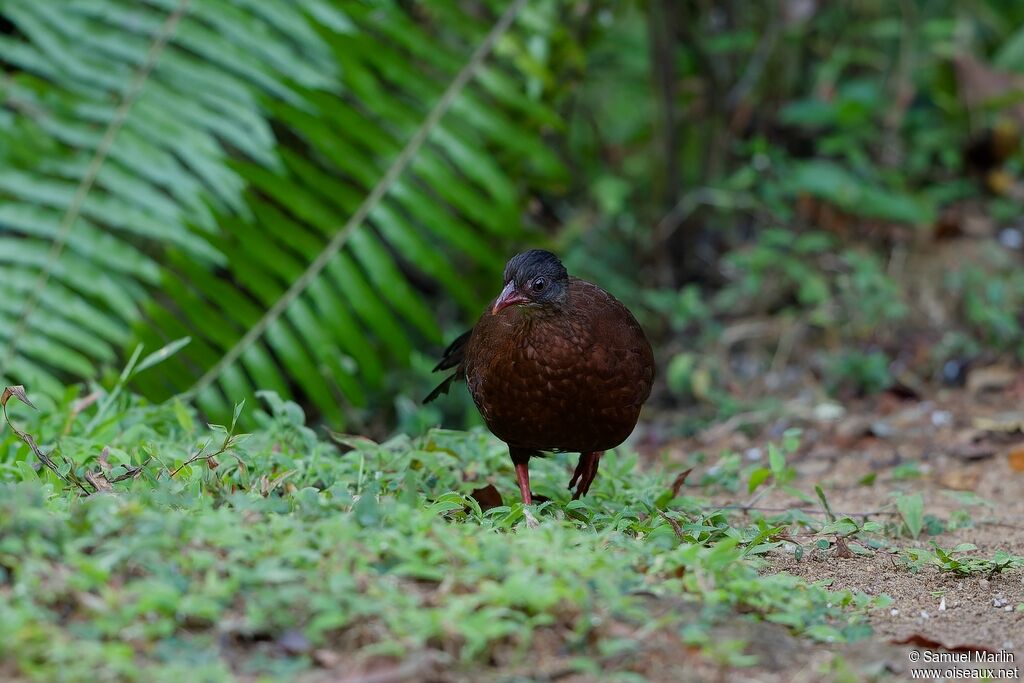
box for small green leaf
[134,337,191,375]
[895,492,924,539]
[747,467,772,493]
[768,444,785,476]
[815,485,835,524]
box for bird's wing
[432,328,472,372]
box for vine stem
[185,0,530,401]
[0,0,191,375]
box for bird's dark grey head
[493,249,569,314]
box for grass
[0,388,889,682]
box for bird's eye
[531,277,546,292]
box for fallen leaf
[337,650,449,683]
[835,415,873,446]
[668,468,693,498]
[972,413,1024,433]
[1008,445,1024,472]
[84,470,112,493]
[955,54,1024,126]
[966,365,1017,395]
[469,484,503,512]
[951,441,998,461]
[937,468,980,490]
[313,649,342,669]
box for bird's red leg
[510,449,533,505]
[569,451,603,499]
[514,461,532,505]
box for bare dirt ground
[654,375,1024,681]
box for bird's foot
[568,451,604,500]
[522,507,540,529]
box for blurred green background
[2,0,1023,437]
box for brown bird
[426,250,654,505]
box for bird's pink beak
[492,281,529,315]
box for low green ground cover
[0,389,883,681]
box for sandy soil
[651,378,1024,681]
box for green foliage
[0,0,335,394]
[746,428,804,501]
[824,349,893,397]
[0,0,574,428]
[946,259,1024,358]
[555,1,1024,412]
[894,492,925,540]
[0,389,886,680]
[784,160,935,226]
[715,229,835,314]
[715,229,907,337]
[661,227,906,402]
[902,543,1024,576]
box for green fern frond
[1,0,569,427]
[0,0,341,386]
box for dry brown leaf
[668,468,693,498]
[1007,445,1024,472]
[313,649,342,669]
[2,385,91,496]
[951,441,998,461]
[84,470,113,493]
[954,54,1024,125]
[972,413,1024,433]
[469,483,503,512]
[937,468,980,490]
[966,365,1017,395]
[1,385,36,410]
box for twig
[2,386,91,496]
[110,458,152,483]
[708,504,895,518]
[169,415,244,478]
[653,187,760,247]
[726,6,779,111]
[169,444,220,478]
[768,318,803,378]
[880,0,916,167]
[696,408,774,445]
[647,0,680,208]
[657,509,686,541]
[702,504,1024,531]
[738,483,774,512]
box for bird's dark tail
[423,374,457,404]
[423,329,472,404]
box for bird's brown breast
[463,279,654,452]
